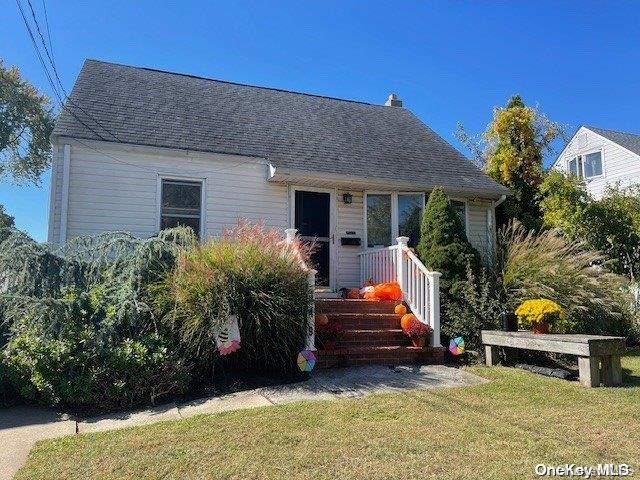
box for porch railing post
[396,236,409,293]
[306,269,317,351]
[284,228,316,351]
[426,271,442,347]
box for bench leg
[485,345,500,366]
[578,356,601,387]
[601,355,622,387]
[504,347,520,366]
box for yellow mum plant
[515,299,565,330]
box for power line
[14,0,266,177]
[24,0,121,143]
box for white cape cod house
[553,125,640,199]
[49,59,507,296]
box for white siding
[49,142,288,244]
[336,190,364,288]
[47,144,63,243]
[554,127,640,199]
[48,140,498,289]
[467,199,492,260]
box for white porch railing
[359,237,441,347]
[284,228,316,351]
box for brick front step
[336,328,407,347]
[315,299,402,314]
[315,345,445,368]
[324,313,403,329]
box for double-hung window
[568,151,603,180]
[450,199,468,234]
[160,179,203,237]
[366,193,425,248]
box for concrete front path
[1,365,486,479]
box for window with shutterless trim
[568,151,603,180]
[160,179,203,237]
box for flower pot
[501,311,518,332]
[411,337,426,348]
[532,322,550,334]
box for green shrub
[417,187,480,295]
[540,172,640,279]
[442,265,503,351]
[498,221,636,336]
[0,228,196,408]
[154,220,313,373]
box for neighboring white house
[48,59,508,293]
[552,125,640,199]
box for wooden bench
[481,330,626,387]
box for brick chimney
[384,93,402,107]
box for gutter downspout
[488,194,507,260]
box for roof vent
[385,93,403,107]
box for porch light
[342,193,353,204]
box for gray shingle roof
[53,59,508,197]
[586,126,640,157]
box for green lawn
[18,352,640,480]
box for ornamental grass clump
[154,219,313,372]
[498,221,634,336]
[515,299,565,332]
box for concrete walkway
[0,364,486,479]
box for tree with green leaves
[0,205,14,229]
[457,94,561,230]
[540,171,640,279]
[1,60,54,185]
[417,187,480,294]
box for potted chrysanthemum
[515,298,565,334]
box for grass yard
[17,352,640,480]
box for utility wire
[25,0,121,142]
[15,0,267,177]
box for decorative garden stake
[449,337,465,355]
[297,350,316,372]
[215,314,241,355]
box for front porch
[285,230,445,367]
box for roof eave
[268,166,509,199]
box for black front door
[294,190,331,287]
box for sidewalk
[0,364,486,479]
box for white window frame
[363,191,426,249]
[566,149,605,181]
[156,175,206,239]
[449,197,470,236]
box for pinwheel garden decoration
[297,350,316,372]
[449,337,465,355]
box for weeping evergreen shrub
[0,227,196,409]
[152,220,313,373]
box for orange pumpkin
[394,304,407,315]
[400,313,417,331]
[315,314,329,326]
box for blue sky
[2,1,639,241]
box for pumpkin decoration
[400,313,417,331]
[315,314,329,326]
[394,304,407,315]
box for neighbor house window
[367,194,392,247]
[160,179,202,237]
[450,200,467,234]
[398,193,424,247]
[568,152,602,180]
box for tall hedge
[417,187,480,294]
